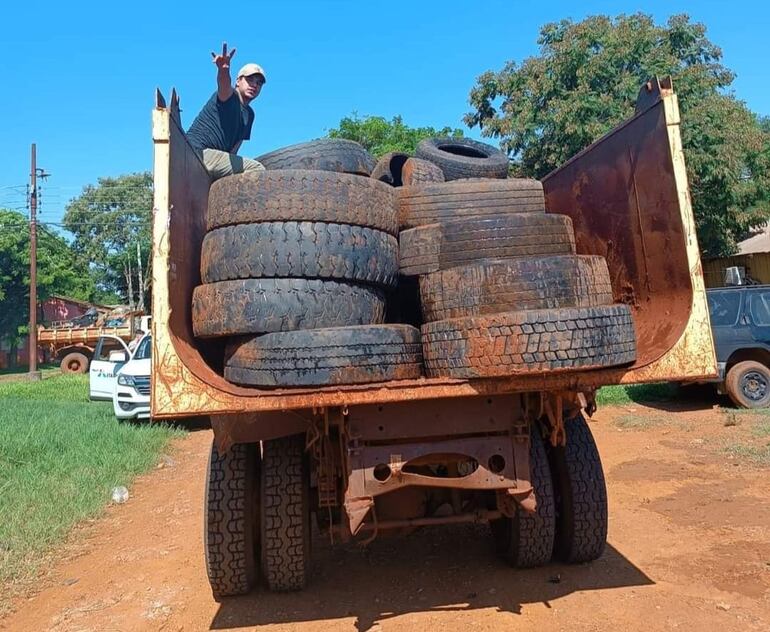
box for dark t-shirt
[186,91,254,152]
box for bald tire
[421,304,636,379]
[400,213,576,276]
[370,151,410,186]
[415,137,508,180]
[546,413,608,563]
[204,441,259,600]
[261,435,311,591]
[490,427,555,568]
[419,256,613,322]
[207,170,397,235]
[401,157,445,187]
[192,279,386,337]
[256,139,376,176]
[201,222,398,288]
[398,178,545,229]
[225,325,423,387]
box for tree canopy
[62,172,152,308]
[0,209,92,352]
[327,114,464,157]
[465,13,770,257]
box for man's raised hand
[211,42,237,70]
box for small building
[702,225,770,288]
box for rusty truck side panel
[150,80,716,419]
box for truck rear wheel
[490,426,555,567]
[547,413,608,563]
[204,441,259,600]
[261,434,311,591]
[60,352,89,374]
[725,360,770,408]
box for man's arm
[211,41,237,102]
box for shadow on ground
[210,524,653,631]
[626,382,731,413]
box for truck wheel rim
[741,371,768,401]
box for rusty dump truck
[150,77,716,598]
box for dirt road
[3,395,770,631]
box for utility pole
[27,144,46,380]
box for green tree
[63,172,152,309]
[465,13,770,257]
[0,209,93,364]
[328,114,464,157]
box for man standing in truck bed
[186,42,266,180]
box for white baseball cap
[237,63,266,82]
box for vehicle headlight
[117,374,136,387]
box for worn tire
[192,279,386,337]
[398,179,545,229]
[370,152,410,186]
[547,413,608,563]
[401,157,445,187]
[261,434,311,591]
[419,256,614,322]
[204,441,259,599]
[400,213,575,276]
[60,352,89,374]
[725,360,770,408]
[201,222,398,288]
[490,426,555,568]
[225,325,423,387]
[256,139,376,175]
[415,137,508,180]
[421,305,636,379]
[207,170,397,235]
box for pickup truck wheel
[192,279,386,337]
[261,434,311,591]
[225,325,423,386]
[207,170,397,235]
[725,360,770,408]
[398,178,545,229]
[201,222,398,288]
[419,255,613,321]
[401,157,445,186]
[490,426,555,567]
[421,304,636,378]
[370,151,410,186]
[60,352,89,374]
[256,139,376,176]
[415,137,508,180]
[204,441,259,600]
[546,413,608,563]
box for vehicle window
[707,292,741,326]
[750,291,770,325]
[134,336,152,360]
[95,338,126,361]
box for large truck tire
[725,360,770,408]
[400,214,576,276]
[60,351,89,374]
[401,157,445,187]
[201,222,398,288]
[225,325,423,387]
[204,441,259,600]
[398,178,545,229]
[419,256,614,322]
[256,139,376,176]
[490,426,555,567]
[421,304,636,379]
[546,413,608,563]
[261,434,311,591]
[192,279,386,338]
[207,170,397,235]
[370,151,410,186]
[415,137,509,180]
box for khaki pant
[201,148,265,180]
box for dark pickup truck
[707,284,770,408]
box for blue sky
[1,0,768,228]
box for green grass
[723,442,770,466]
[0,373,182,602]
[596,382,679,407]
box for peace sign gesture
[211,42,236,70]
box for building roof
[47,294,113,311]
[737,223,770,256]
